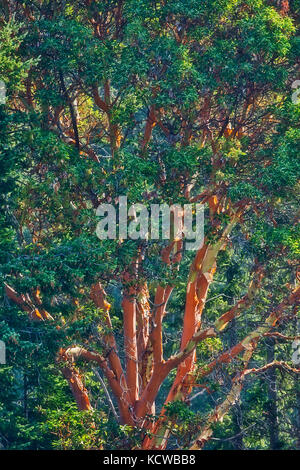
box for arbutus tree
[1,0,299,450]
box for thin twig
[92,367,119,422]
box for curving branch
[189,359,299,450]
[243,361,300,377]
[59,346,134,425]
[5,283,53,321]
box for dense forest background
[0,0,299,450]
